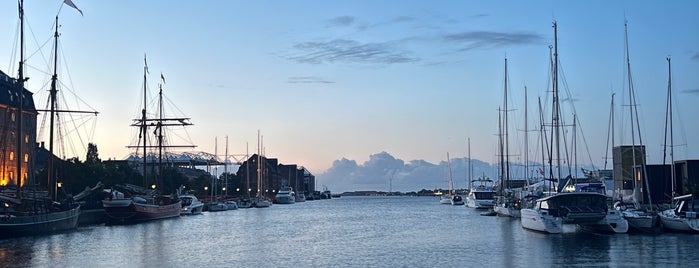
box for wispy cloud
[683,89,699,94]
[287,76,335,84]
[284,39,419,65]
[692,52,699,61]
[470,14,490,18]
[444,30,544,51]
[327,16,355,27]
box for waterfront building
[0,69,37,188]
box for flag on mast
[161,73,166,84]
[63,0,83,16]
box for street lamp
[151,184,156,190]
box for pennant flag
[144,55,149,74]
[161,73,166,84]
[63,0,83,16]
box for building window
[24,153,29,163]
[24,135,29,143]
[9,152,14,161]
[11,112,15,122]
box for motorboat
[225,200,238,210]
[465,177,496,209]
[180,194,204,215]
[450,195,465,206]
[207,201,228,212]
[274,186,296,204]
[295,193,306,203]
[521,192,628,234]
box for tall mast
[224,135,228,196]
[48,16,59,200]
[498,107,504,193]
[157,82,164,191]
[503,58,510,186]
[624,22,652,207]
[141,56,148,187]
[446,152,453,195]
[663,57,675,201]
[468,138,472,190]
[550,21,562,188]
[524,86,529,183]
[246,142,250,198]
[257,130,261,198]
[604,94,616,170]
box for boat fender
[613,201,623,210]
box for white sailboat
[612,22,660,232]
[658,57,698,232]
[253,130,271,208]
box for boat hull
[578,210,629,234]
[659,210,699,233]
[103,199,181,223]
[0,205,80,238]
[465,198,494,209]
[494,205,521,218]
[520,208,563,234]
[181,203,204,215]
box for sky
[1,1,698,192]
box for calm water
[1,196,698,267]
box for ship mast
[15,0,26,199]
[48,16,59,200]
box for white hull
[181,203,204,215]
[521,208,563,234]
[439,196,451,204]
[254,198,272,208]
[659,209,699,232]
[465,198,494,209]
[225,201,238,210]
[208,202,228,212]
[494,205,520,218]
[621,210,660,232]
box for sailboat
[101,57,183,223]
[493,58,523,218]
[612,22,660,233]
[446,153,463,205]
[253,130,271,208]
[658,57,699,232]
[521,22,628,234]
[0,1,82,238]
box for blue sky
[2,1,698,182]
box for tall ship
[102,57,188,223]
[0,1,86,237]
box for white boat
[207,201,228,212]
[450,195,465,206]
[295,193,306,203]
[225,200,238,210]
[237,199,253,208]
[180,195,204,215]
[521,192,627,234]
[275,186,296,204]
[659,194,699,233]
[465,177,496,209]
[253,198,272,208]
[440,153,462,206]
[494,195,522,218]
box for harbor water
[1,196,698,267]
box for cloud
[470,14,490,18]
[287,76,335,84]
[444,30,544,51]
[683,89,699,94]
[318,151,499,192]
[692,52,699,61]
[284,39,419,65]
[327,16,355,27]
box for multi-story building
[0,69,37,188]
